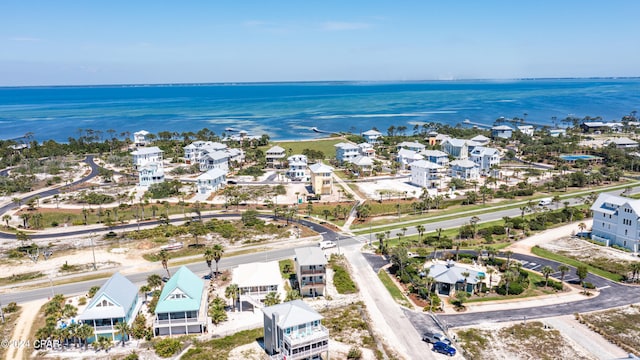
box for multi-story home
[294,247,327,297]
[428,132,451,146]
[77,273,141,342]
[491,125,514,139]
[266,146,287,168]
[549,129,567,137]
[397,148,424,170]
[197,168,227,194]
[450,159,480,180]
[358,142,376,157]
[198,150,230,172]
[591,193,640,252]
[131,146,163,170]
[154,266,207,336]
[309,163,333,195]
[397,141,426,152]
[469,147,501,175]
[350,155,374,175]
[233,262,282,311]
[362,129,383,144]
[263,300,329,360]
[183,141,227,164]
[334,142,360,164]
[421,149,450,167]
[226,147,245,165]
[410,160,444,189]
[441,138,470,159]
[469,135,490,146]
[287,155,308,181]
[517,125,534,136]
[138,162,165,186]
[133,130,150,147]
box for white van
[538,198,552,207]
[319,241,337,250]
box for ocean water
[1,79,640,143]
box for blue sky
[1,1,639,85]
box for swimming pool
[560,154,601,161]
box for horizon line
[1,76,640,89]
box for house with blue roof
[428,261,484,296]
[154,266,208,336]
[77,272,141,342]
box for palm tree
[504,250,513,268]
[2,214,10,228]
[469,216,480,238]
[557,265,569,285]
[503,269,519,296]
[211,244,225,278]
[147,274,162,290]
[225,284,239,311]
[486,268,496,291]
[415,225,425,243]
[461,271,470,293]
[629,262,640,283]
[264,291,280,306]
[541,266,554,287]
[114,321,130,347]
[139,285,151,303]
[204,247,215,279]
[576,265,589,294]
[577,222,587,236]
[158,250,171,278]
[62,304,78,318]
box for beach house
[605,137,639,149]
[428,132,451,146]
[441,138,470,159]
[428,261,484,296]
[469,147,501,175]
[350,155,374,175]
[197,168,227,194]
[133,130,150,147]
[294,247,327,297]
[421,149,450,167]
[138,162,165,186]
[397,141,426,152]
[491,125,514,139]
[77,273,141,342]
[362,129,383,144]
[262,300,329,360]
[183,141,227,164]
[548,129,567,137]
[591,193,640,252]
[358,142,376,157]
[450,159,480,180]
[266,146,287,168]
[469,135,491,146]
[410,160,444,189]
[131,146,163,170]
[198,150,230,172]
[233,262,282,311]
[287,154,309,181]
[397,148,424,170]
[309,163,334,195]
[154,266,207,336]
[334,142,360,164]
[517,125,534,136]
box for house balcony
[154,317,203,327]
[93,325,115,332]
[299,269,326,275]
[300,279,326,288]
[284,325,329,348]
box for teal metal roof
[155,266,204,314]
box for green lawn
[531,246,623,282]
[269,138,344,159]
[377,270,412,307]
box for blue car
[432,341,456,356]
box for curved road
[0,155,100,217]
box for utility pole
[90,233,97,271]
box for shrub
[549,281,563,291]
[154,338,182,358]
[347,347,363,360]
[3,302,18,313]
[88,285,100,298]
[78,297,87,305]
[124,352,139,360]
[496,282,525,295]
[583,282,596,289]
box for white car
[319,241,337,250]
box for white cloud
[321,21,371,31]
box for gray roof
[335,142,360,150]
[421,150,448,157]
[492,125,513,131]
[591,193,640,216]
[397,141,426,149]
[411,160,442,169]
[131,146,163,155]
[295,247,327,266]
[78,273,138,320]
[470,146,499,156]
[267,146,286,154]
[262,300,323,328]
[309,162,334,173]
[203,150,229,161]
[398,148,423,160]
[197,168,227,180]
[451,159,478,168]
[470,135,490,142]
[363,129,382,136]
[429,262,481,285]
[608,137,638,145]
[443,138,468,147]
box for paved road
[0,155,100,216]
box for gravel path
[545,315,628,360]
[7,298,46,360]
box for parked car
[319,241,337,250]
[432,341,456,356]
[422,332,451,345]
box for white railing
[154,317,202,326]
[284,325,329,345]
[285,343,329,360]
[93,325,114,332]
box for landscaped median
[377,269,411,307]
[531,245,624,282]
